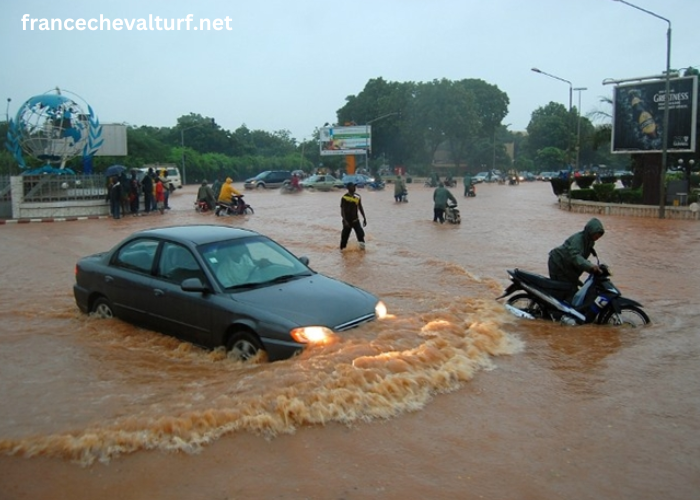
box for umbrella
[104,164,127,177]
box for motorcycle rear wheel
[507,293,544,319]
[600,305,650,327]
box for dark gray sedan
[74,225,387,361]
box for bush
[599,175,616,184]
[615,187,643,204]
[592,183,616,202]
[406,177,413,183]
[571,189,596,201]
[575,175,596,189]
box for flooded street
[0,180,698,499]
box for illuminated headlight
[290,326,334,344]
[375,301,388,319]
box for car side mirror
[181,277,210,293]
[299,256,310,266]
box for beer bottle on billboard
[630,93,657,138]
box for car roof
[132,225,260,246]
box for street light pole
[532,68,578,206]
[531,68,572,111]
[573,87,587,172]
[364,112,400,172]
[611,0,671,218]
[572,87,587,211]
[180,123,206,185]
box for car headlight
[290,326,334,344]
[375,301,388,319]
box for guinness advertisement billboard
[612,75,697,154]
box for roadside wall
[557,195,700,221]
[10,176,110,219]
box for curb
[0,215,109,225]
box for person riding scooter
[197,179,216,211]
[217,177,244,213]
[548,217,605,289]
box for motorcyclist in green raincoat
[432,182,457,223]
[548,217,605,286]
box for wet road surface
[0,181,698,499]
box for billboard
[319,125,370,156]
[612,75,697,154]
[94,123,128,156]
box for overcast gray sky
[2,0,698,141]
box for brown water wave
[0,289,521,465]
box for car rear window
[113,239,159,274]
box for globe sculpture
[5,88,103,172]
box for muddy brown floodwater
[0,181,698,500]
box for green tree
[536,146,567,170]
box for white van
[142,164,183,190]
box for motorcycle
[367,180,385,191]
[496,253,650,326]
[215,195,254,216]
[445,202,461,224]
[280,182,303,194]
[195,200,211,213]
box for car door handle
[153,289,164,297]
[105,276,114,283]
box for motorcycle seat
[512,269,575,292]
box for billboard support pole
[612,0,671,218]
[659,23,672,218]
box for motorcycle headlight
[290,326,334,344]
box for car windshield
[198,236,313,290]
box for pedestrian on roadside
[155,178,166,214]
[118,171,129,215]
[394,174,407,202]
[432,181,456,224]
[340,182,367,250]
[161,171,172,210]
[150,170,159,212]
[108,175,122,219]
[463,171,473,197]
[129,172,140,216]
[141,168,154,214]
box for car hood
[229,275,377,329]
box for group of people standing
[107,167,172,219]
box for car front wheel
[92,297,114,319]
[226,330,264,362]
